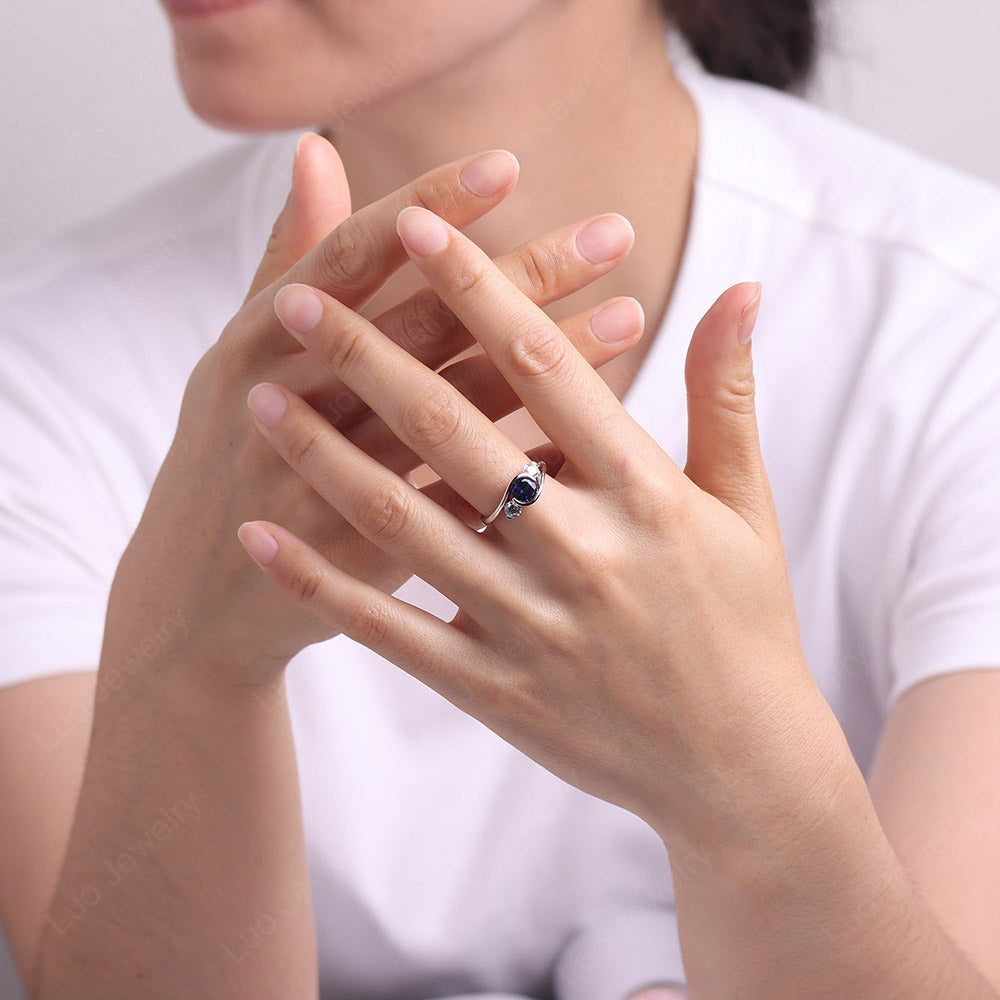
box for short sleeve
[888,310,1000,705]
[552,905,685,1000]
[0,315,133,686]
[0,158,240,689]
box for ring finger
[271,281,552,524]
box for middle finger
[344,296,643,478]
[395,207,639,478]
[272,283,539,521]
[301,214,641,430]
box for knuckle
[285,422,327,474]
[602,446,647,488]
[596,446,678,524]
[408,176,461,219]
[193,340,243,396]
[626,472,683,532]
[318,220,380,291]
[399,387,464,450]
[531,607,580,661]
[492,589,576,663]
[505,322,570,383]
[396,291,460,358]
[724,367,758,413]
[324,317,369,375]
[556,534,626,599]
[288,565,325,607]
[512,242,561,303]
[687,368,757,417]
[359,481,414,542]
[346,597,391,648]
[465,660,519,711]
[451,257,491,299]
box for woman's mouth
[162,0,271,19]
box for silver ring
[481,460,546,527]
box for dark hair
[661,0,818,91]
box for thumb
[683,281,776,536]
[243,131,352,304]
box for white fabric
[2,54,1000,999]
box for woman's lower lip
[163,0,269,18]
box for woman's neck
[323,1,698,401]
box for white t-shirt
[3,56,1000,999]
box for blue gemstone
[509,476,540,505]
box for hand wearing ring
[239,201,847,912]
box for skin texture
[13,143,643,998]
[166,0,699,406]
[238,210,1000,998]
[1,0,998,996]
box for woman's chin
[176,69,310,133]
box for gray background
[1,0,999,995]
[1,0,999,253]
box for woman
[1,0,999,997]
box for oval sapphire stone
[509,476,540,506]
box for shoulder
[683,66,1000,305]
[0,130,299,472]
[0,131,298,560]
[0,132,294,686]
[677,66,1000,457]
[682,74,1000,717]
[0,131,298,358]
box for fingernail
[294,131,312,166]
[397,206,450,256]
[737,282,761,345]
[590,297,644,343]
[247,382,288,428]
[274,283,323,336]
[576,214,635,265]
[238,521,278,566]
[459,150,519,197]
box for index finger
[239,150,520,345]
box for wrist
[669,828,939,998]
[652,675,863,891]
[665,721,915,998]
[94,630,290,744]
[100,581,293,704]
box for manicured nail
[294,131,311,166]
[576,214,635,264]
[737,282,761,345]
[238,521,278,566]
[397,206,450,257]
[247,382,288,428]
[590,297,644,343]
[459,150,519,197]
[274,283,323,336]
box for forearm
[32,636,315,1000]
[665,728,998,1000]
